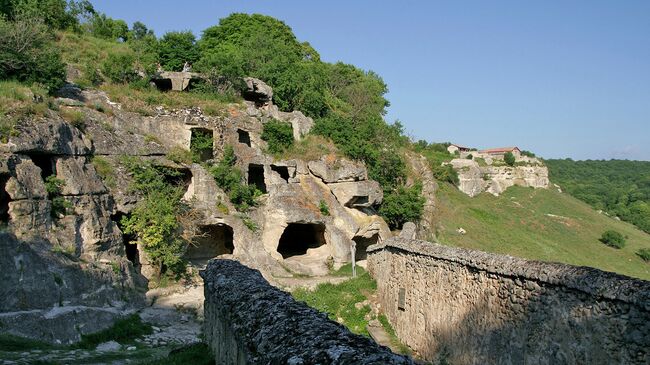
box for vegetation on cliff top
[546,159,650,234]
[435,184,650,280]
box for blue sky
[91,1,650,160]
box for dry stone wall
[367,238,650,365]
[201,259,414,365]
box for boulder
[328,180,383,208]
[399,222,417,240]
[308,157,367,183]
[277,111,314,140]
[243,77,273,105]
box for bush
[431,164,459,186]
[504,152,516,166]
[0,15,65,92]
[87,12,129,41]
[466,154,473,160]
[637,248,650,262]
[209,145,259,211]
[101,52,138,84]
[167,145,193,165]
[261,120,294,154]
[319,199,329,216]
[599,230,626,249]
[190,129,213,163]
[379,183,425,230]
[45,175,71,218]
[521,150,535,158]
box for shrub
[431,164,459,186]
[45,175,71,218]
[504,152,516,166]
[466,154,473,160]
[319,199,330,216]
[637,249,650,262]
[167,145,193,165]
[87,12,129,41]
[0,15,65,92]
[521,150,536,158]
[261,120,294,154]
[599,230,626,249]
[190,129,213,163]
[209,145,259,211]
[379,183,425,230]
[101,52,138,84]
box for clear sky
[90,1,650,161]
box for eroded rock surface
[450,158,549,197]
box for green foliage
[0,0,89,30]
[636,248,650,262]
[101,51,138,84]
[44,175,71,218]
[261,120,294,154]
[431,164,459,186]
[0,15,65,92]
[600,230,626,249]
[504,151,516,166]
[379,183,425,230]
[158,31,199,72]
[209,145,258,211]
[119,157,189,276]
[466,154,473,160]
[167,146,193,165]
[521,150,536,158]
[292,265,376,336]
[190,129,213,162]
[546,159,650,234]
[0,334,56,351]
[87,12,129,41]
[76,314,153,350]
[91,156,115,187]
[238,214,258,232]
[319,199,330,216]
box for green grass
[434,184,650,280]
[76,314,153,349]
[292,266,375,335]
[0,334,57,351]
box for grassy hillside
[434,184,650,280]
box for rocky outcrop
[450,159,549,197]
[201,259,414,364]
[367,238,650,364]
[243,77,273,105]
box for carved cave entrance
[271,165,289,182]
[237,129,251,147]
[0,174,10,223]
[277,223,326,259]
[353,234,379,261]
[112,212,139,269]
[190,128,214,162]
[185,224,234,265]
[248,164,267,193]
[28,153,56,180]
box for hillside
[434,184,650,280]
[545,159,650,233]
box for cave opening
[271,165,289,182]
[152,78,173,92]
[248,164,267,193]
[277,223,326,259]
[353,234,379,261]
[185,224,234,265]
[237,129,251,147]
[112,212,139,267]
[28,154,55,180]
[0,174,10,223]
[190,128,214,162]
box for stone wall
[201,259,414,365]
[367,238,650,365]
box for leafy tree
[158,31,199,72]
[261,120,294,154]
[504,151,516,166]
[0,0,86,29]
[521,150,536,158]
[0,15,65,92]
[88,12,129,41]
[379,183,425,230]
[131,21,154,40]
[600,230,626,249]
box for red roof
[479,147,520,154]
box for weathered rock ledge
[201,259,414,364]
[368,238,650,306]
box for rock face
[367,238,650,364]
[449,159,549,197]
[201,259,415,364]
[243,77,273,106]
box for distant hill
[545,159,650,233]
[433,184,650,280]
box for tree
[0,15,65,92]
[1,0,83,29]
[504,151,516,166]
[131,21,154,40]
[88,12,129,41]
[379,184,425,230]
[158,31,199,72]
[600,230,626,249]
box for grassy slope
[434,184,650,280]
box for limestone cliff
[450,158,549,197]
